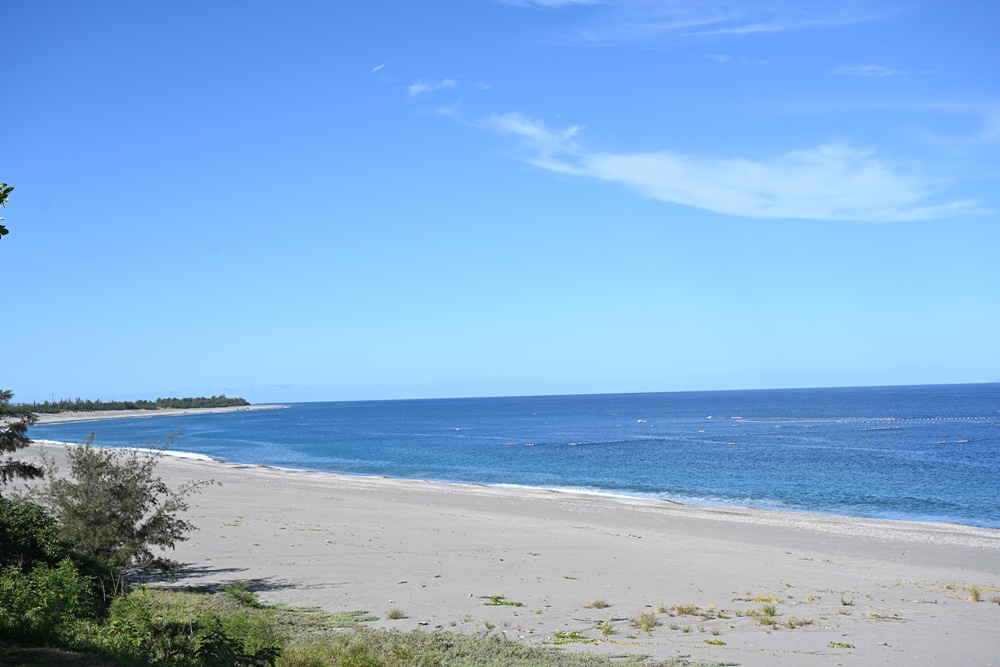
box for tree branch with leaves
[0,182,13,239]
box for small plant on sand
[386,608,406,620]
[761,603,777,617]
[840,595,854,606]
[711,626,722,636]
[550,631,597,645]
[828,641,855,649]
[667,604,715,618]
[585,599,610,609]
[481,595,525,607]
[991,596,1000,605]
[629,612,660,632]
[596,619,615,636]
[967,586,982,602]
[704,639,726,646]
[734,594,780,604]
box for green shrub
[93,588,283,666]
[0,497,68,570]
[226,580,264,608]
[0,559,96,643]
[38,435,213,582]
[0,497,118,605]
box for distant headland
[17,395,251,414]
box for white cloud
[706,53,767,65]
[371,63,386,73]
[502,0,892,44]
[408,78,458,97]
[480,112,976,222]
[498,0,599,7]
[834,64,931,77]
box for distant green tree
[0,390,43,490]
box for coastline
[17,441,1000,667]
[31,403,287,425]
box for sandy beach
[18,440,1000,667]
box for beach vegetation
[703,639,725,645]
[0,182,14,239]
[36,434,214,589]
[481,594,525,607]
[732,594,780,604]
[386,608,406,620]
[966,586,981,602]
[828,641,855,649]
[629,612,660,632]
[667,603,715,618]
[595,619,615,636]
[276,626,735,666]
[840,595,854,606]
[0,389,44,489]
[548,631,597,645]
[226,580,265,609]
[584,599,610,609]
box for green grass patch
[482,595,526,607]
[629,612,661,633]
[281,627,736,666]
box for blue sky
[3,0,998,404]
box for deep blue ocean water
[28,383,1000,528]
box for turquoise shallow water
[29,383,1000,528]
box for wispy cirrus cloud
[707,53,767,66]
[478,112,976,222]
[408,78,458,97]
[835,64,932,77]
[499,0,893,44]
[498,0,598,6]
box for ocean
[27,383,1000,529]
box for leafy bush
[0,559,97,643]
[38,435,213,583]
[93,587,283,666]
[0,497,68,570]
[0,497,118,606]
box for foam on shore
[31,439,216,462]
